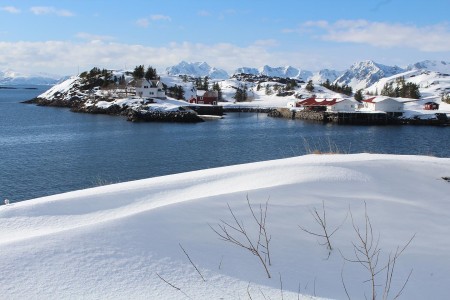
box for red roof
[297,97,340,106]
[362,97,377,103]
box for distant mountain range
[166,60,450,96]
[165,61,229,80]
[0,69,62,85]
[4,59,449,94]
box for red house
[424,102,439,110]
[189,90,218,105]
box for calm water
[1,86,449,202]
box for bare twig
[279,273,284,300]
[341,263,351,300]
[156,272,192,299]
[247,282,253,300]
[209,197,272,278]
[218,255,224,270]
[179,243,206,282]
[341,202,415,300]
[299,200,347,257]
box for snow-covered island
[1,153,450,299]
[22,60,450,124]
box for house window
[144,86,149,89]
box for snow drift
[1,154,449,299]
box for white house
[362,97,404,113]
[327,99,359,112]
[135,79,166,99]
[290,97,358,112]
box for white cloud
[150,14,171,21]
[30,6,74,17]
[2,38,444,76]
[76,32,115,42]
[253,39,279,47]
[197,10,210,17]
[1,6,21,14]
[135,15,171,28]
[0,40,306,75]
[136,18,150,28]
[295,19,450,52]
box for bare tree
[209,196,272,278]
[341,202,415,300]
[299,200,347,257]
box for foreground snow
[1,154,449,299]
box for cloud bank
[296,20,450,52]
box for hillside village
[25,60,450,124]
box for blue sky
[0,0,449,75]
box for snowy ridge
[407,60,450,74]
[165,61,229,79]
[1,154,449,299]
[335,60,405,90]
[234,65,313,81]
[365,69,450,101]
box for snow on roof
[362,96,406,103]
[297,97,347,106]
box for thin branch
[156,273,192,299]
[299,200,347,256]
[210,197,272,278]
[343,202,415,300]
[247,282,253,300]
[341,263,351,300]
[179,243,206,282]
[279,273,284,300]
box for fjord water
[1,86,449,202]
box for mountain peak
[335,60,405,90]
[165,61,228,79]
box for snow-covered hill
[165,61,229,80]
[0,69,62,85]
[365,69,450,102]
[335,60,405,90]
[1,154,449,299]
[407,60,450,73]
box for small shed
[424,102,439,110]
[190,90,218,105]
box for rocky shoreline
[268,107,450,126]
[23,97,205,123]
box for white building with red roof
[361,97,404,113]
[289,97,358,112]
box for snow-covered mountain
[234,67,259,76]
[335,60,405,90]
[165,61,229,80]
[259,65,310,79]
[0,69,62,85]
[234,65,313,81]
[310,69,342,84]
[407,60,450,74]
